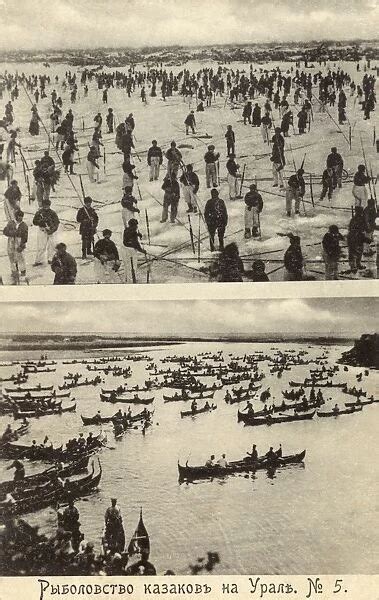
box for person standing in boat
[104,498,125,554]
[246,444,258,462]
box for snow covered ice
[0,59,377,285]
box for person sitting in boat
[191,399,198,413]
[127,407,132,420]
[2,423,13,442]
[246,444,258,462]
[263,404,269,414]
[93,410,102,425]
[8,459,25,481]
[265,447,276,461]
[205,454,215,467]
[245,400,254,415]
[217,453,228,467]
[77,433,86,448]
[204,400,211,410]
[114,421,124,436]
[276,444,282,457]
[332,404,340,414]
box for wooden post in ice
[197,212,201,263]
[349,126,352,150]
[82,118,85,132]
[188,215,195,254]
[374,126,376,147]
[310,173,315,208]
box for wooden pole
[130,257,137,284]
[310,173,315,208]
[188,214,195,254]
[79,174,86,199]
[197,212,201,263]
[239,164,246,196]
[145,209,151,245]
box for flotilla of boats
[0,347,376,525]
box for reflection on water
[0,341,378,575]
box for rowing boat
[14,402,77,419]
[0,454,91,495]
[180,403,217,418]
[317,406,363,417]
[178,450,306,481]
[163,390,214,402]
[238,410,315,426]
[100,393,154,405]
[0,460,102,517]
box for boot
[244,228,251,239]
[252,227,259,237]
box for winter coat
[244,190,263,212]
[204,197,228,228]
[51,252,77,285]
[76,206,98,236]
[33,208,59,234]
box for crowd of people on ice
[0,59,377,283]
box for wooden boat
[3,391,70,401]
[14,402,77,419]
[317,406,363,417]
[0,423,30,446]
[0,460,102,517]
[127,509,150,557]
[23,366,56,373]
[4,385,54,393]
[163,390,214,402]
[0,454,91,495]
[238,410,315,426]
[101,386,127,395]
[345,398,376,408]
[180,403,217,418]
[289,380,346,388]
[178,450,306,481]
[59,378,101,390]
[100,393,154,405]
[0,437,101,462]
[342,387,367,398]
[0,374,28,384]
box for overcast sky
[0,0,377,51]
[0,298,376,338]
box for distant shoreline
[0,335,354,352]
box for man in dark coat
[244,184,263,238]
[161,173,180,223]
[76,196,99,259]
[284,235,303,280]
[322,225,343,279]
[271,128,285,188]
[184,111,196,134]
[51,243,77,285]
[204,188,228,251]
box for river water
[0,341,378,575]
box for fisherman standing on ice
[184,111,196,135]
[271,128,285,188]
